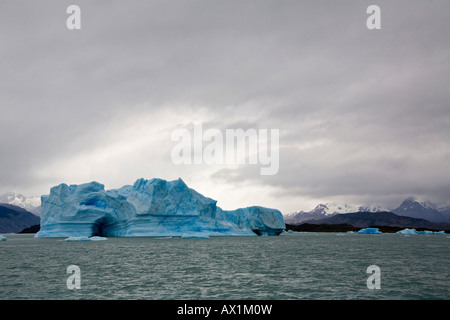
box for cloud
[1,0,450,212]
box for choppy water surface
[0,233,448,299]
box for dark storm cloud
[0,0,449,210]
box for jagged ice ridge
[35,178,285,238]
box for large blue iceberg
[35,178,285,238]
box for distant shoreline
[17,223,449,235]
[285,223,449,233]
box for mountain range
[0,203,40,233]
[284,197,450,225]
[392,197,450,222]
[0,192,41,216]
[307,211,450,231]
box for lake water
[0,233,448,300]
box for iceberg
[64,236,108,241]
[397,228,446,235]
[417,230,445,235]
[89,236,108,240]
[357,228,382,234]
[397,228,417,235]
[36,178,285,238]
[64,236,92,241]
[0,235,7,241]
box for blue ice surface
[397,228,417,235]
[0,235,7,241]
[357,228,382,234]
[36,178,286,238]
[397,228,446,235]
[417,230,445,234]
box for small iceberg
[64,236,90,241]
[89,236,108,240]
[64,236,108,241]
[417,230,445,235]
[397,228,446,234]
[357,228,382,234]
[397,228,417,235]
[397,228,446,235]
[0,235,7,241]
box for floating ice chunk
[89,236,108,241]
[0,235,7,241]
[64,236,108,241]
[397,228,446,235]
[397,228,417,235]
[416,230,446,235]
[357,228,382,234]
[64,236,91,241]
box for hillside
[306,211,450,231]
[0,203,41,233]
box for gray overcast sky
[1,0,449,213]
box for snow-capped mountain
[315,203,359,215]
[285,196,450,225]
[392,196,450,223]
[284,202,360,225]
[0,192,41,216]
[358,205,386,213]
